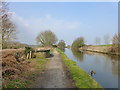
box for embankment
[56,48,102,88]
[79,45,120,55]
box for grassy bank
[94,44,112,47]
[79,45,120,56]
[56,48,102,88]
[3,53,48,88]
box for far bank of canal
[64,48,119,88]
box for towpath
[30,49,74,88]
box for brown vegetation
[1,49,31,86]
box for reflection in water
[112,61,118,76]
[104,54,119,76]
[65,48,119,88]
[82,50,119,76]
[71,48,84,62]
[84,51,119,76]
[95,55,100,65]
[84,51,119,61]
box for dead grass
[2,49,48,88]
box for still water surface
[64,48,119,88]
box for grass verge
[3,54,48,88]
[56,48,102,88]
[94,44,112,47]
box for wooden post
[30,51,32,59]
[27,53,29,59]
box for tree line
[94,33,120,45]
[71,33,120,50]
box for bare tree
[57,40,66,51]
[0,2,16,49]
[104,34,110,45]
[112,33,120,45]
[95,37,101,45]
[36,30,58,47]
[57,40,66,48]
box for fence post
[30,51,32,59]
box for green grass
[50,48,53,54]
[28,58,48,71]
[33,52,46,59]
[3,79,30,88]
[94,44,112,47]
[56,48,102,88]
[3,53,48,88]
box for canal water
[64,48,119,88]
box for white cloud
[11,13,81,45]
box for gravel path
[31,49,74,88]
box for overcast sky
[9,2,118,45]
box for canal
[64,48,119,88]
